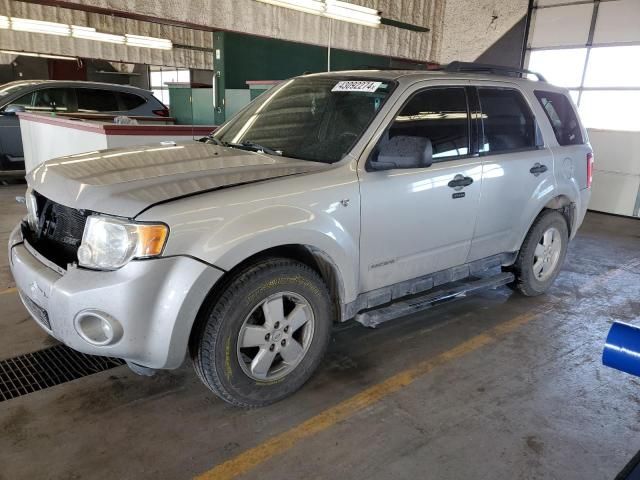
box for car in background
[0,80,169,175]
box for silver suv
[8,64,593,407]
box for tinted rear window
[119,92,146,110]
[534,90,584,146]
[77,88,119,112]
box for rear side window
[77,88,119,112]
[534,90,584,146]
[478,88,537,154]
[119,92,146,111]
[386,87,470,161]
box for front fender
[202,206,359,304]
[141,167,361,304]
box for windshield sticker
[332,81,382,93]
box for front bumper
[8,224,224,369]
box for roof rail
[443,61,547,82]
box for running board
[354,272,515,328]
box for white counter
[18,112,215,173]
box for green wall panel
[216,31,425,122]
[223,32,402,89]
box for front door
[358,84,483,293]
[0,90,34,164]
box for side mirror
[370,135,433,171]
[1,104,26,116]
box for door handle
[530,163,548,176]
[448,174,474,189]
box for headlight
[25,186,38,231]
[77,215,168,270]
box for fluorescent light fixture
[125,34,172,50]
[0,50,76,60]
[71,25,125,44]
[325,0,381,27]
[10,17,70,36]
[2,16,171,50]
[257,0,325,15]
[256,0,381,27]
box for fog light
[74,310,122,346]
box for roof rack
[443,61,547,82]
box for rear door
[468,84,554,261]
[76,88,120,113]
[358,83,483,292]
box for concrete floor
[1,182,639,480]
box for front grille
[23,191,89,269]
[19,291,51,330]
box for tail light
[587,152,594,188]
[152,108,169,117]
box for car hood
[28,142,329,218]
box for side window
[372,87,470,168]
[31,88,72,112]
[77,89,120,112]
[10,92,34,107]
[119,92,146,111]
[478,88,537,154]
[534,90,584,146]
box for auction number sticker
[332,81,382,93]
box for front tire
[509,210,569,296]
[191,258,333,407]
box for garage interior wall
[2,0,529,65]
[524,0,640,217]
[0,0,215,69]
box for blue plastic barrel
[603,322,640,378]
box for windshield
[213,76,394,163]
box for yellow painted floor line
[195,310,540,480]
[0,287,17,296]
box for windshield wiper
[227,141,282,156]
[198,133,225,145]
[204,137,282,156]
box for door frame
[356,79,481,173]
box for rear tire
[509,210,569,296]
[190,258,333,407]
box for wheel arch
[518,194,576,251]
[188,243,349,352]
[542,194,575,237]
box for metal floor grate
[0,345,125,402]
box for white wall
[589,129,640,217]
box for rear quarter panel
[518,82,592,241]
